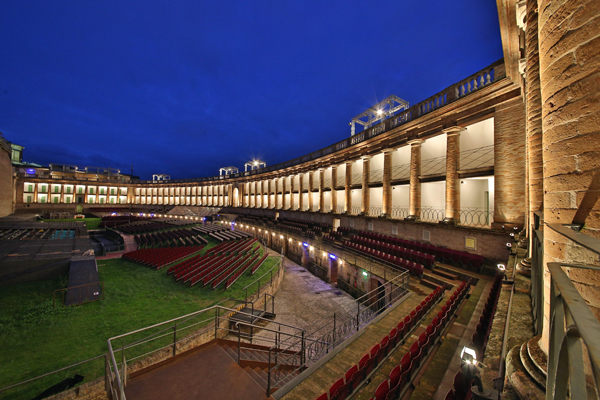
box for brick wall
[493,97,527,227]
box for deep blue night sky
[1,1,503,180]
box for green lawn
[0,241,279,400]
[41,218,102,230]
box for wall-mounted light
[329,254,336,260]
[280,235,283,239]
[302,242,309,247]
[362,271,368,277]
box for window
[100,188,104,194]
[78,187,83,194]
[367,222,373,231]
[27,185,33,192]
[26,195,32,203]
[66,187,71,193]
[53,197,58,203]
[66,197,71,204]
[40,196,46,204]
[54,186,59,193]
[110,188,115,195]
[391,226,398,235]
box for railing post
[214,307,219,339]
[301,331,306,365]
[357,301,360,331]
[237,324,241,365]
[173,322,177,356]
[267,349,272,396]
[333,313,336,345]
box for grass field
[0,240,280,400]
[41,218,102,230]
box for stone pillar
[308,171,314,212]
[443,128,464,224]
[382,150,393,217]
[272,178,278,209]
[318,169,324,212]
[539,0,600,352]
[344,162,352,213]
[407,140,422,221]
[286,177,291,210]
[331,166,338,213]
[526,0,543,234]
[361,156,371,215]
[493,99,526,229]
[298,173,303,211]
[254,181,258,208]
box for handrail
[547,262,600,400]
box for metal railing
[334,206,344,214]
[349,206,361,216]
[420,155,446,176]
[369,168,383,183]
[390,207,409,220]
[351,173,362,185]
[391,164,410,180]
[367,206,382,217]
[459,208,493,227]
[420,207,444,223]
[322,177,332,189]
[266,272,409,395]
[528,215,600,399]
[336,176,345,187]
[459,145,494,171]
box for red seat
[315,393,328,400]
[388,364,401,389]
[329,377,344,398]
[374,379,390,400]
[345,364,361,391]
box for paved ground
[249,249,363,347]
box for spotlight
[280,235,283,239]
[329,254,336,260]
[362,271,368,276]
[497,264,506,272]
[461,346,477,365]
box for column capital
[407,139,423,146]
[361,155,372,161]
[442,126,466,135]
[382,148,397,155]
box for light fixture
[329,254,336,260]
[280,235,283,239]
[461,346,477,365]
[309,246,314,251]
[497,264,506,272]
[362,271,368,276]
[288,238,292,242]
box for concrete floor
[249,249,364,347]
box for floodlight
[329,254,336,260]
[362,271,368,276]
[461,346,477,365]
[497,264,506,272]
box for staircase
[218,339,303,394]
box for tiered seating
[134,229,207,248]
[351,234,435,268]
[313,285,448,400]
[250,253,268,274]
[357,231,485,272]
[362,280,471,400]
[323,235,337,244]
[444,275,501,400]
[337,226,352,235]
[207,238,257,256]
[122,246,202,269]
[342,240,424,278]
[118,222,175,235]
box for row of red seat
[200,254,247,286]
[207,238,256,255]
[445,274,502,400]
[314,285,446,400]
[171,254,226,282]
[356,231,485,271]
[211,253,255,289]
[250,253,268,274]
[365,280,471,400]
[225,253,264,289]
[351,235,436,268]
[122,246,203,269]
[342,241,424,278]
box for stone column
[308,171,314,212]
[382,150,393,217]
[493,99,526,229]
[318,169,324,212]
[539,0,600,352]
[286,176,291,210]
[361,156,371,215]
[273,178,278,209]
[301,244,310,268]
[443,128,464,224]
[344,162,352,213]
[407,140,422,221]
[298,173,303,211]
[526,0,543,233]
[254,181,258,208]
[331,166,338,213]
